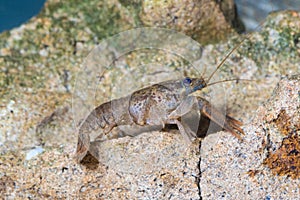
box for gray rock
[0,0,299,198]
[200,75,300,199]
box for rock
[25,146,44,160]
[200,75,300,199]
[0,0,300,198]
[139,0,243,44]
[0,134,201,199]
[1,77,298,199]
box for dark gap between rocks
[197,140,203,200]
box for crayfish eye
[183,77,192,86]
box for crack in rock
[197,140,203,200]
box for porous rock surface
[0,0,300,199]
[200,75,300,199]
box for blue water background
[0,0,46,33]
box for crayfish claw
[197,97,244,140]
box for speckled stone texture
[0,133,201,199]
[140,0,243,43]
[1,0,300,198]
[1,77,298,199]
[200,75,300,199]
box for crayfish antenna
[206,78,256,87]
[205,17,267,84]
